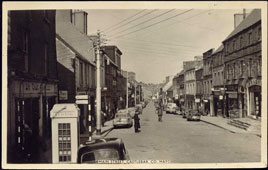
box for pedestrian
[157,88,164,122]
[134,112,140,133]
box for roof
[56,21,95,65]
[102,45,123,55]
[223,9,261,42]
[213,44,224,54]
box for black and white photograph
[2,1,267,169]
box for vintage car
[113,110,133,128]
[77,138,130,163]
[186,109,201,121]
[165,103,179,114]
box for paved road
[106,101,261,163]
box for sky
[85,9,252,84]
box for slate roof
[213,44,224,54]
[223,9,261,42]
[56,21,95,65]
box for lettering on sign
[59,91,68,100]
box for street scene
[3,2,266,168]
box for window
[248,32,252,45]
[44,43,48,76]
[58,123,71,162]
[233,40,236,51]
[240,36,243,48]
[8,11,11,46]
[249,58,252,77]
[258,27,261,40]
[79,62,84,85]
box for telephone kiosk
[50,104,80,163]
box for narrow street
[106,102,261,163]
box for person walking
[134,112,140,133]
[157,88,164,122]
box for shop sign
[24,82,41,93]
[75,99,88,104]
[248,79,261,87]
[75,95,88,100]
[195,98,200,103]
[204,100,208,102]
[45,84,56,93]
[59,91,68,100]
[228,93,237,99]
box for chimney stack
[234,9,247,29]
[72,10,88,35]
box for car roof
[78,138,124,162]
[78,138,122,152]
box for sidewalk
[80,119,114,144]
[200,115,261,137]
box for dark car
[186,109,201,121]
[77,138,130,163]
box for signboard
[59,90,68,100]
[75,100,88,104]
[75,95,88,100]
[204,100,208,102]
[228,93,237,99]
[219,95,223,100]
[195,98,200,103]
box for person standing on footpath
[134,112,141,133]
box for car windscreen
[81,149,120,163]
[115,114,127,118]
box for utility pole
[95,30,101,135]
[126,72,128,109]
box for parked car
[77,138,130,163]
[135,104,143,115]
[186,109,201,121]
[165,103,179,114]
[113,110,133,128]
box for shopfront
[247,78,261,119]
[8,79,58,163]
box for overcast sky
[85,9,252,84]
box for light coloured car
[113,110,133,128]
[166,103,179,114]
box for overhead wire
[108,9,176,37]
[102,9,147,32]
[104,9,159,34]
[109,9,193,39]
[115,39,201,54]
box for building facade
[7,10,58,163]
[195,67,203,112]
[223,9,261,119]
[185,67,196,110]
[202,49,214,116]
[56,10,97,135]
[211,45,225,117]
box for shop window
[58,123,71,162]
